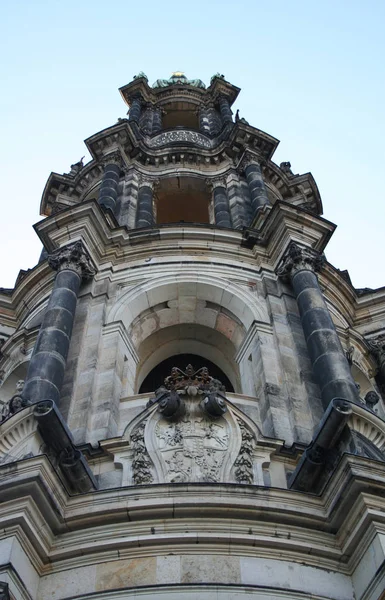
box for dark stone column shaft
[199,108,211,135]
[129,96,142,122]
[152,108,162,134]
[244,162,269,212]
[218,95,233,124]
[207,107,222,135]
[213,185,232,228]
[140,107,153,135]
[227,176,247,229]
[277,244,359,410]
[23,242,95,407]
[136,184,155,228]
[98,162,121,213]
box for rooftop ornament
[133,71,148,80]
[152,72,206,89]
[210,73,225,84]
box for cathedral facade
[0,72,385,600]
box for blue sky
[1,0,384,289]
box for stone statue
[152,73,206,89]
[364,391,380,411]
[16,379,25,393]
[210,73,225,84]
[68,157,84,177]
[0,379,27,423]
[133,72,148,80]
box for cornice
[40,116,323,220]
[256,201,336,271]
[0,454,385,576]
[118,76,240,108]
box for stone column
[218,95,233,124]
[140,106,154,135]
[152,108,163,134]
[276,242,359,410]
[22,241,95,407]
[199,107,211,135]
[98,153,122,213]
[241,153,269,213]
[129,95,142,122]
[136,179,156,228]
[209,179,232,228]
[226,172,247,229]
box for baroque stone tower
[1,72,385,600]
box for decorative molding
[102,321,139,365]
[235,320,273,364]
[163,363,226,393]
[136,175,159,190]
[348,403,385,452]
[149,129,212,149]
[130,420,153,485]
[238,151,261,173]
[48,241,96,279]
[100,151,126,176]
[276,241,325,281]
[205,176,227,190]
[366,334,385,367]
[234,418,255,484]
[0,405,39,464]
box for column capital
[276,242,325,281]
[205,176,227,190]
[238,151,262,174]
[101,151,123,169]
[48,241,96,279]
[137,175,159,190]
[366,334,385,367]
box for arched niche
[107,274,268,334]
[352,364,376,398]
[107,274,269,398]
[135,324,240,393]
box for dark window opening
[139,354,234,394]
[155,176,210,224]
[161,101,199,129]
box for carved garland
[130,420,153,485]
[234,419,255,484]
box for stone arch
[107,273,269,332]
[352,364,374,397]
[135,324,241,393]
[107,274,268,397]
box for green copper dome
[152,72,206,89]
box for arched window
[139,354,234,394]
